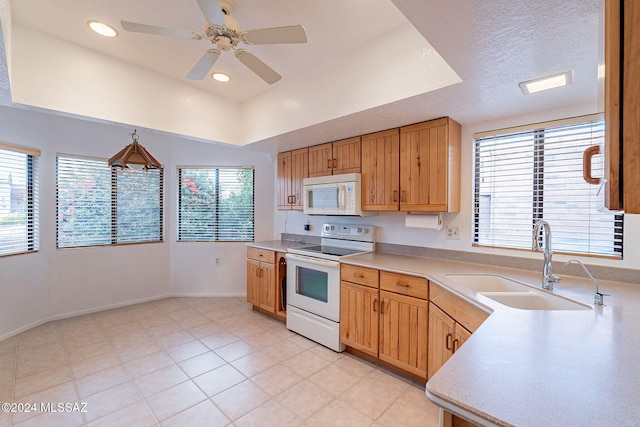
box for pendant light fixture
[108,130,162,170]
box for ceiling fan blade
[121,20,203,40]
[187,49,221,80]
[196,0,225,26]
[235,49,281,84]
[243,25,308,45]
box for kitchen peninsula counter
[342,252,640,426]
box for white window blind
[0,143,40,256]
[177,167,254,241]
[56,155,163,248]
[474,115,623,258]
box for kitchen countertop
[246,240,313,252]
[340,252,640,426]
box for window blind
[473,115,623,258]
[0,143,39,256]
[56,155,163,248]
[177,167,254,241]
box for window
[177,167,254,241]
[0,143,39,256]
[56,155,163,248]
[474,115,623,258]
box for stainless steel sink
[444,274,591,311]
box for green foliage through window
[177,167,254,241]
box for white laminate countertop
[246,240,313,253]
[340,252,640,427]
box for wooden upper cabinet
[277,148,308,210]
[308,137,361,177]
[400,118,461,212]
[604,0,640,213]
[361,129,400,211]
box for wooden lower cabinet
[246,247,286,320]
[379,290,429,377]
[340,281,379,356]
[427,302,471,379]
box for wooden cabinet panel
[379,290,428,377]
[400,118,461,212]
[277,148,308,210]
[246,248,277,314]
[427,302,455,379]
[361,129,400,211]
[259,262,275,312]
[247,247,275,263]
[604,0,640,213]
[332,137,361,174]
[340,281,379,356]
[308,142,333,177]
[341,264,379,288]
[380,271,428,300]
[247,259,260,307]
[429,282,489,333]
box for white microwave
[303,173,365,216]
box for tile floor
[0,297,440,426]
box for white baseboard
[0,292,248,342]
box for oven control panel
[321,224,375,242]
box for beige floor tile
[87,400,156,427]
[230,351,279,377]
[199,331,240,350]
[161,399,230,427]
[242,331,283,349]
[76,365,130,398]
[192,364,246,397]
[211,379,271,421]
[71,351,121,379]
[114,340,162,362]
[276,379,334,421]
[123,351,175,378]
[144,322,184,339]
[166,340,208,362]
[338,374,407,419]
[375,398,439,427]
[174,314,211,330]
[215,340,256,362]
[108,330,154,350]
[0,336,18,357]
[134,364,188,397]
[167,308,198,321]
[178,352,226,378]
[13,366,72,398]
[82,381,143,422]
[308,363,361,397]
[308,343,346,362]
[282,350,331,378]
[400,382,439,416]
[235,399,302,427]
[12,406,85,427]
[250,364,303,397]
[184,321,223,339]
[11,381,78,425]
[304,399,374,427]
[146,380,206,421]
[66,340,114,364]
[261,340,306,362]
[332,353,376,377]
[61,329,107,351]
[136,315,174,330]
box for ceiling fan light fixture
[519,71,573,95]
[212,72,231,82]
[87,20,119,38]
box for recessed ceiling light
[87,21,118,38]
[211,72,231,83]
[519,71,573,95]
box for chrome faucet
[564,259,608,306]
[532,220,560,290]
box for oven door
[286,253,340,322]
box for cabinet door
[308,143,333,177]
[427,302,455,379]
[290,148,308,210]
[333,137,361,174]
[246,259,261,306]
[400,118,460,212]
[361,129,400,211]
[259,262,276,313]
[379,290,428,377]
[340,281,379,356]
[453,324,472,354]
[277,152,292,210]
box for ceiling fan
[120,0,308,84]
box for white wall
[274,104,640,272]
[0,106,274,340]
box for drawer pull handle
[452,339,460,353]
[327,159,332,169]
[373,299,379,312]
[396,281,410,287]
[354,273,365,278]
[445,333,453,351]
[380,300,385,314]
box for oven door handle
[286,253,340,269]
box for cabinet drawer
[247,247,275,264]
[430,282,489,333]
[380,271,428,300]
[341,265,379,288]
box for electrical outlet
[215,257,221,265]
[446,226,459,240]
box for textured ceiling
[0,0,601,152]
